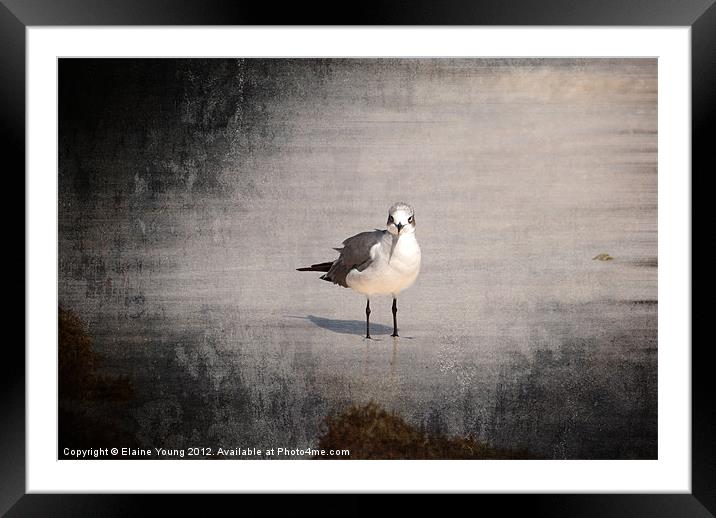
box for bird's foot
[365,335,374,340]
[391,332,399,338]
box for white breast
[346,234,421,296]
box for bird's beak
[395,222,403,233]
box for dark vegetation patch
[59,307,139,458]
[315,402,535,460]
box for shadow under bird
[297,202,421,339]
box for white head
[386,202,416,236]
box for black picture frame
[5,0,708,514]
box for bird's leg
[391,297,399,337]
[365,299,372,339]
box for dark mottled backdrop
[58,58,657,459]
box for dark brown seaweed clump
[316,402,534,460]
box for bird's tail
[296,261,333,272]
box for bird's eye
[408,216,414,223]
[388,215,394,223]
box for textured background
[58,58,657,459]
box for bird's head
[387,202,416,236]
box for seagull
[297,202,421,339]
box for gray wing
[321,230,386,288]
